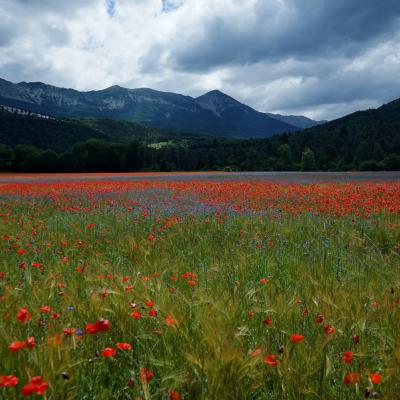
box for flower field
[0,177,399,399]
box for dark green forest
[0,98,400,172]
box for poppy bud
[352,334,360,344]
[364,388,379,398]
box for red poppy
[370,373,382,384]
[0,375,19,387]
[63,328,76,336]
[101,347,117,357]
[9,341,26,352]
[251,347,262,358]
[169,390,180,400]
[187,280,197,286]
[21,376,48,396]
[290,334,304,343]
[342,351,353,364]
[344,372,360,384]
[86,319,110,334]
[27,337,35,349]
[116,342,132,350]
[139,368,154,382]
[130,311,142,319]
[259,278,269,284]
[31,262,42,268]
[145,300,154,308]
[165,315,177,326]
[315,314,324,324]
[324,323,335,336]
[17,249,26,255]
[17,307,30,322]
[149,309,157,317]
[125,285,134,292]
[263,317,273,326]
[264,354,280,367]
[40,305,51,313]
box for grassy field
[0,178,399,399]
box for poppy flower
[165,315,177,326]
[31,262,42,268]
[95,319,110,332]
[259,278,269,284]
[370,373,382,384]
[324,323,335,336]
[21,376,49,396]
[264,354,280,367]
[139,368,154,382]
[101,347,116,357]
[17,307,30,322]
[251,347,262,358]
[27,337,35,349]
[17,249,26,255]
[169,391,180,400]
[263,317,273,326]
[145,300,154,308]
[86,319,110,334]
[125,285,134,292]
[342,351,353,364]
[343,372,360,384]
[149,309,157,317]
[116,342,132,350]
[290,334,304,343]
[130,311,142,319]
[352,334,360,344]
[40,305,51,313]
[187,280,196,286]
[315,314,324,324]
[0,375,19,387]
[63,328,76,336]
[9,341,26,352]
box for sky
[0,0,400,120]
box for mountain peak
[195,90,243,116]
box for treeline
[1,134,399,173]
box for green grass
[0,198,399,399]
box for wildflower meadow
[0,176,399,399]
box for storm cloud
[0,0,399,119]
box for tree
[301,148,316,171]
[0,145,14,171]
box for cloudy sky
[1,0,400,120]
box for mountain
[1,95,399,172]
[266,113,326,129]
[0,78,321,137]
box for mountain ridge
[0,77,322,137]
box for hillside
[0,109,187,152]
[284,98,400,170]
[0,78,322,137]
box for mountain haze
[0,78,322,138]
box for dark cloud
[170,0,400,71]
[0,0,400,120]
